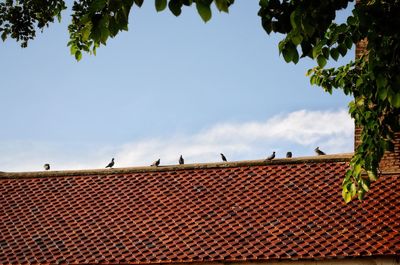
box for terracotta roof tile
[1,157,399,264]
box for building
[1,15,400,265]
[1,134,399,265]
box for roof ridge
[0,153,353,179]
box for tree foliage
[0,0,66,47]
[1,0,399,202]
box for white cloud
[0,109,354,172]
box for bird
[266,151,275,161]
[286,152,292,158]
[43,163,50,170]
[106,158,115,168]
[151,159,160,167]
[315,147,326,156]
[220,153,227,162]
[179,155,184,165]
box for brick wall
[354,32,400,172]
[355,38,368,58]
[357,128,400,172]
[380,134,400,172]
[354,126,362,150]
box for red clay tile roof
[1,155,399,265]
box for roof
[1,154,399,265]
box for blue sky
[0,1,354,171]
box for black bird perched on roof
[286,152,292,158]
[179,155,184,165]
[43,163,50,170]
[266,151,275,161]
[106,158,115,168]
[315,147,326,156]
[220,153,227,162]
[151,159,160,167]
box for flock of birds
[42,147,327,171]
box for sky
[0,1,355,171]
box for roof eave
[0,153,353,179]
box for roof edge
[0,153,353,179]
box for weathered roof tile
[1,157,399,264]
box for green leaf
[392,93,400,108]
[355,96,364,107]
[312,46,320,58]
[347,16,357,26]
[357,189,365,200]
[350,183,357,197]
[376,74,387,89]
[290,9,300,30]
[79,14,91,25]
[378,87,388,101]
[310,75,317,85]
[338,44,347,57]
[259,0,268,7]
[108,16,120,37]
[89,0,107,12]
[168,0,182,16]
[342,189,352,203]
[1,31,7,41]
[291,34,303,46]
[215,0,229,12]
[155,0,167,11]
[353,164,362,176]
[361,179,370,192]
[278,40,285,53]
[301,20,315,37]
[312,40,326,59]
[387,89,399,107]
[196,1,212,22]
[108,0,123,12]
[261,18,272,34]
[69,43,77,55]
[356,77,363,87]
[282,48,292,63]
[81,23,92,41]
[115,9,129,31]
[345,37,353,49]
[322,47,329,59]
[292,48,299,64]
[93,42,99,56]
[91,26,102,43]
[182,0,193,6]
[57,13,62,23]
[344,169,352,182]
[134,0,144,7]
[75,50,82,61]
[367,170,378,181]
[100,26,110,44]
[92,16,110,44]
[282,44,298,63]
[317,55,327,68]
[330,48,339,61]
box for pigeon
[179,155,184,165]
[151,159,160,167]
[43,163,50,170]
[220,153,227,162]
[106,158,115,168]
[286,152,292,158]
[266,151,275,161]
[315,147,326,156]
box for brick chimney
[354,39,400,172]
